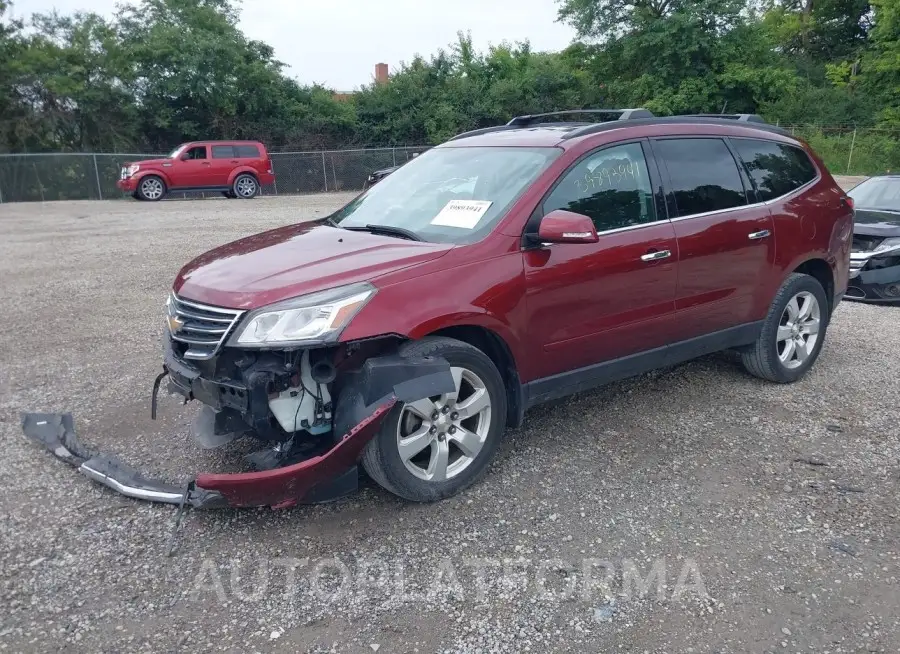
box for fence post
[846,128,857,175]
[392,147,397,166]
[92,154,103,200]
[321,151,328,192]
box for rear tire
[136,175,166,201]
[232,173,259,199]
[741,273,829,383]
[361,337,507,502]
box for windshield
[167,144,187,159]
[332,146,560,244]
[848,177,900,212]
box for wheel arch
[134,169,171,188]
[791,257,835,315]
[228,166,260,186]
[422,324,525,429]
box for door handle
[748,229,771,240]
[202,162,211,166]
[640,250,671,262]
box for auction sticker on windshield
[431,200,493,229]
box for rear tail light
[842,195,854,209]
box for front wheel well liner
[423,325,524,429]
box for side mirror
[535,209,599,244]
[180,154,190,161]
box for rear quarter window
[235,145,261,158]
[211,145,235,159]
[731,139,818,201]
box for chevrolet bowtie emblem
[167,315,184,333]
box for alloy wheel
[141,178,163,200]
[235,176,257,198]
[395,366,492,482]
[776,291,821,369]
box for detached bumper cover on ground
[22,354,455,509]
[21,404,393,509]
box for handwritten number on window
[574,160,639,194]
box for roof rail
[562,115,789,140]
[506,108,654,127]
[681,113,767,124]
[446,125,521,142]
[449,110,785,143]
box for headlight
[230,283,375,347]
[126,164,140,176]
[873,237,900,255]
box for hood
[174,222,454,309]
[124,158,171,167]
[853,208,900,238]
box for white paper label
[430,200,493,229]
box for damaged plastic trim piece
[21,404,395,509]
[21,352,456,510]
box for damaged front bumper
[21,403,393,510]
[847,252,900,302]
[22,352,455,510]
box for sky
[16,0,578,91]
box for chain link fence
[0,146,432,203]
[779,126,899,176]
[1,129,898,203]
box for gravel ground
[1,188,899,654]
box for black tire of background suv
[136,175,166,201]
[222,190,236,199]
[232,173,259,199]
[741,272,830,383]
[360,337,508,502]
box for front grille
[852,234,884,252]
[168,294,244,360]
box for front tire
[232,173,259,199]
[136,175,166,201]
[741,273,829,383]
[361,337,507,502]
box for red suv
[116,140,274,201]
[39,111,851,511]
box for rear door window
[235,144,261,158]
[542,142,657,233]
[211,145,235,159]
[654,138,748,216]
[731,139,818,201]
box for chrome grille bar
[168,294,244,360]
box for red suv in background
[116,140,274,201]
[41,110,852,511]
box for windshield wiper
[342,224,423,241]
